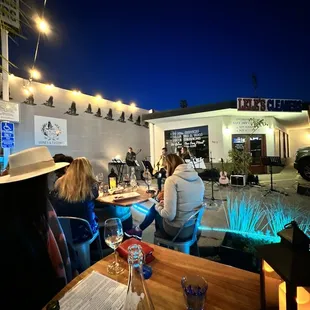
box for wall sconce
[43,96,54,108]
[128,114,133,122]
[72,90,81,96]
[118,111,126,123]
[94,108,102,118]
[257,221,310,310]
[85,103,93,114]
[65,102,79,116]
[134,116,141,126]
[148,109,154,113]
[224,127,231,134]
[105,108,114,121]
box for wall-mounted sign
[164,125,209,158]
[231,118,268,134]
[0,100,20,122]
[1,121,14,148]
[0,0,20,29]
[237,98,303,112]
[34,115,67,146]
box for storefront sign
[34,115,67,146]
[237,98,303,112]
[0,101,20,122]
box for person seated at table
[0,146,73,310]
[180,146,191,161]
[48,153,74,192]
[50,157,99,244]
[153,147,168,192]
[125,154,204,240]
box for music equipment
[219,158,229,185]
[297,183,310,197]
[230,175,246,187]
[185,157,206,170]
[204,152,227,207]
[261,156,287,196]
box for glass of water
[104,218,124,275]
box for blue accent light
[132,204,149,215]
[198,226,280,243]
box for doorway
[232,134,267,174]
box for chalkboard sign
[164,126,209,158]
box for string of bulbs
[22,0,138,108]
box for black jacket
[126,151,136,166]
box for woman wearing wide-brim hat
[0,146,72,309]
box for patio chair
[58,216,103,271]
[153,205,205,255]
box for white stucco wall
[288,127,310,157]
[150,114,276,165]
[2,76,150,177]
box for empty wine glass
[104,218,124,275]
[143,169,153,193]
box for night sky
[10,0,309,110]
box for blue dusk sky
[10,0,309,110]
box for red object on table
[117,238,155,264]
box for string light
[45,83,54,89]
[35,17,50,34]
[130,102,136,108]
[95,94,102,100]
[72,90,81,96]
[30,68,41,80]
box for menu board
[164,126,209,158]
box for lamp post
[257,221,310,310]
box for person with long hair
[50,157,99,243]
[0,146,72,309]
[48,154,74,192]
[125,154,204,240]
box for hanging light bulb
[95,94,102,100]
[130,102,136,108]
[36,17,50,34]
[30,68,41,80]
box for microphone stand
[205,153,226,209]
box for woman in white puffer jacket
[125,153,204,240]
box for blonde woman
[50,157,99,243]
[125,154,204,240]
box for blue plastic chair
[153,205,205,255]
[58,216,103,271]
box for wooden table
[46,244,260,310]
[96,188,153,207]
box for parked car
[294,146,310,181]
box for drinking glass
[181,275,208,310]
[96,173,104,182]
[104,218,124,275]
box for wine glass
[143,169,153,193]
[104,218,124,275]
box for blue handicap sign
[1,121,15,148]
